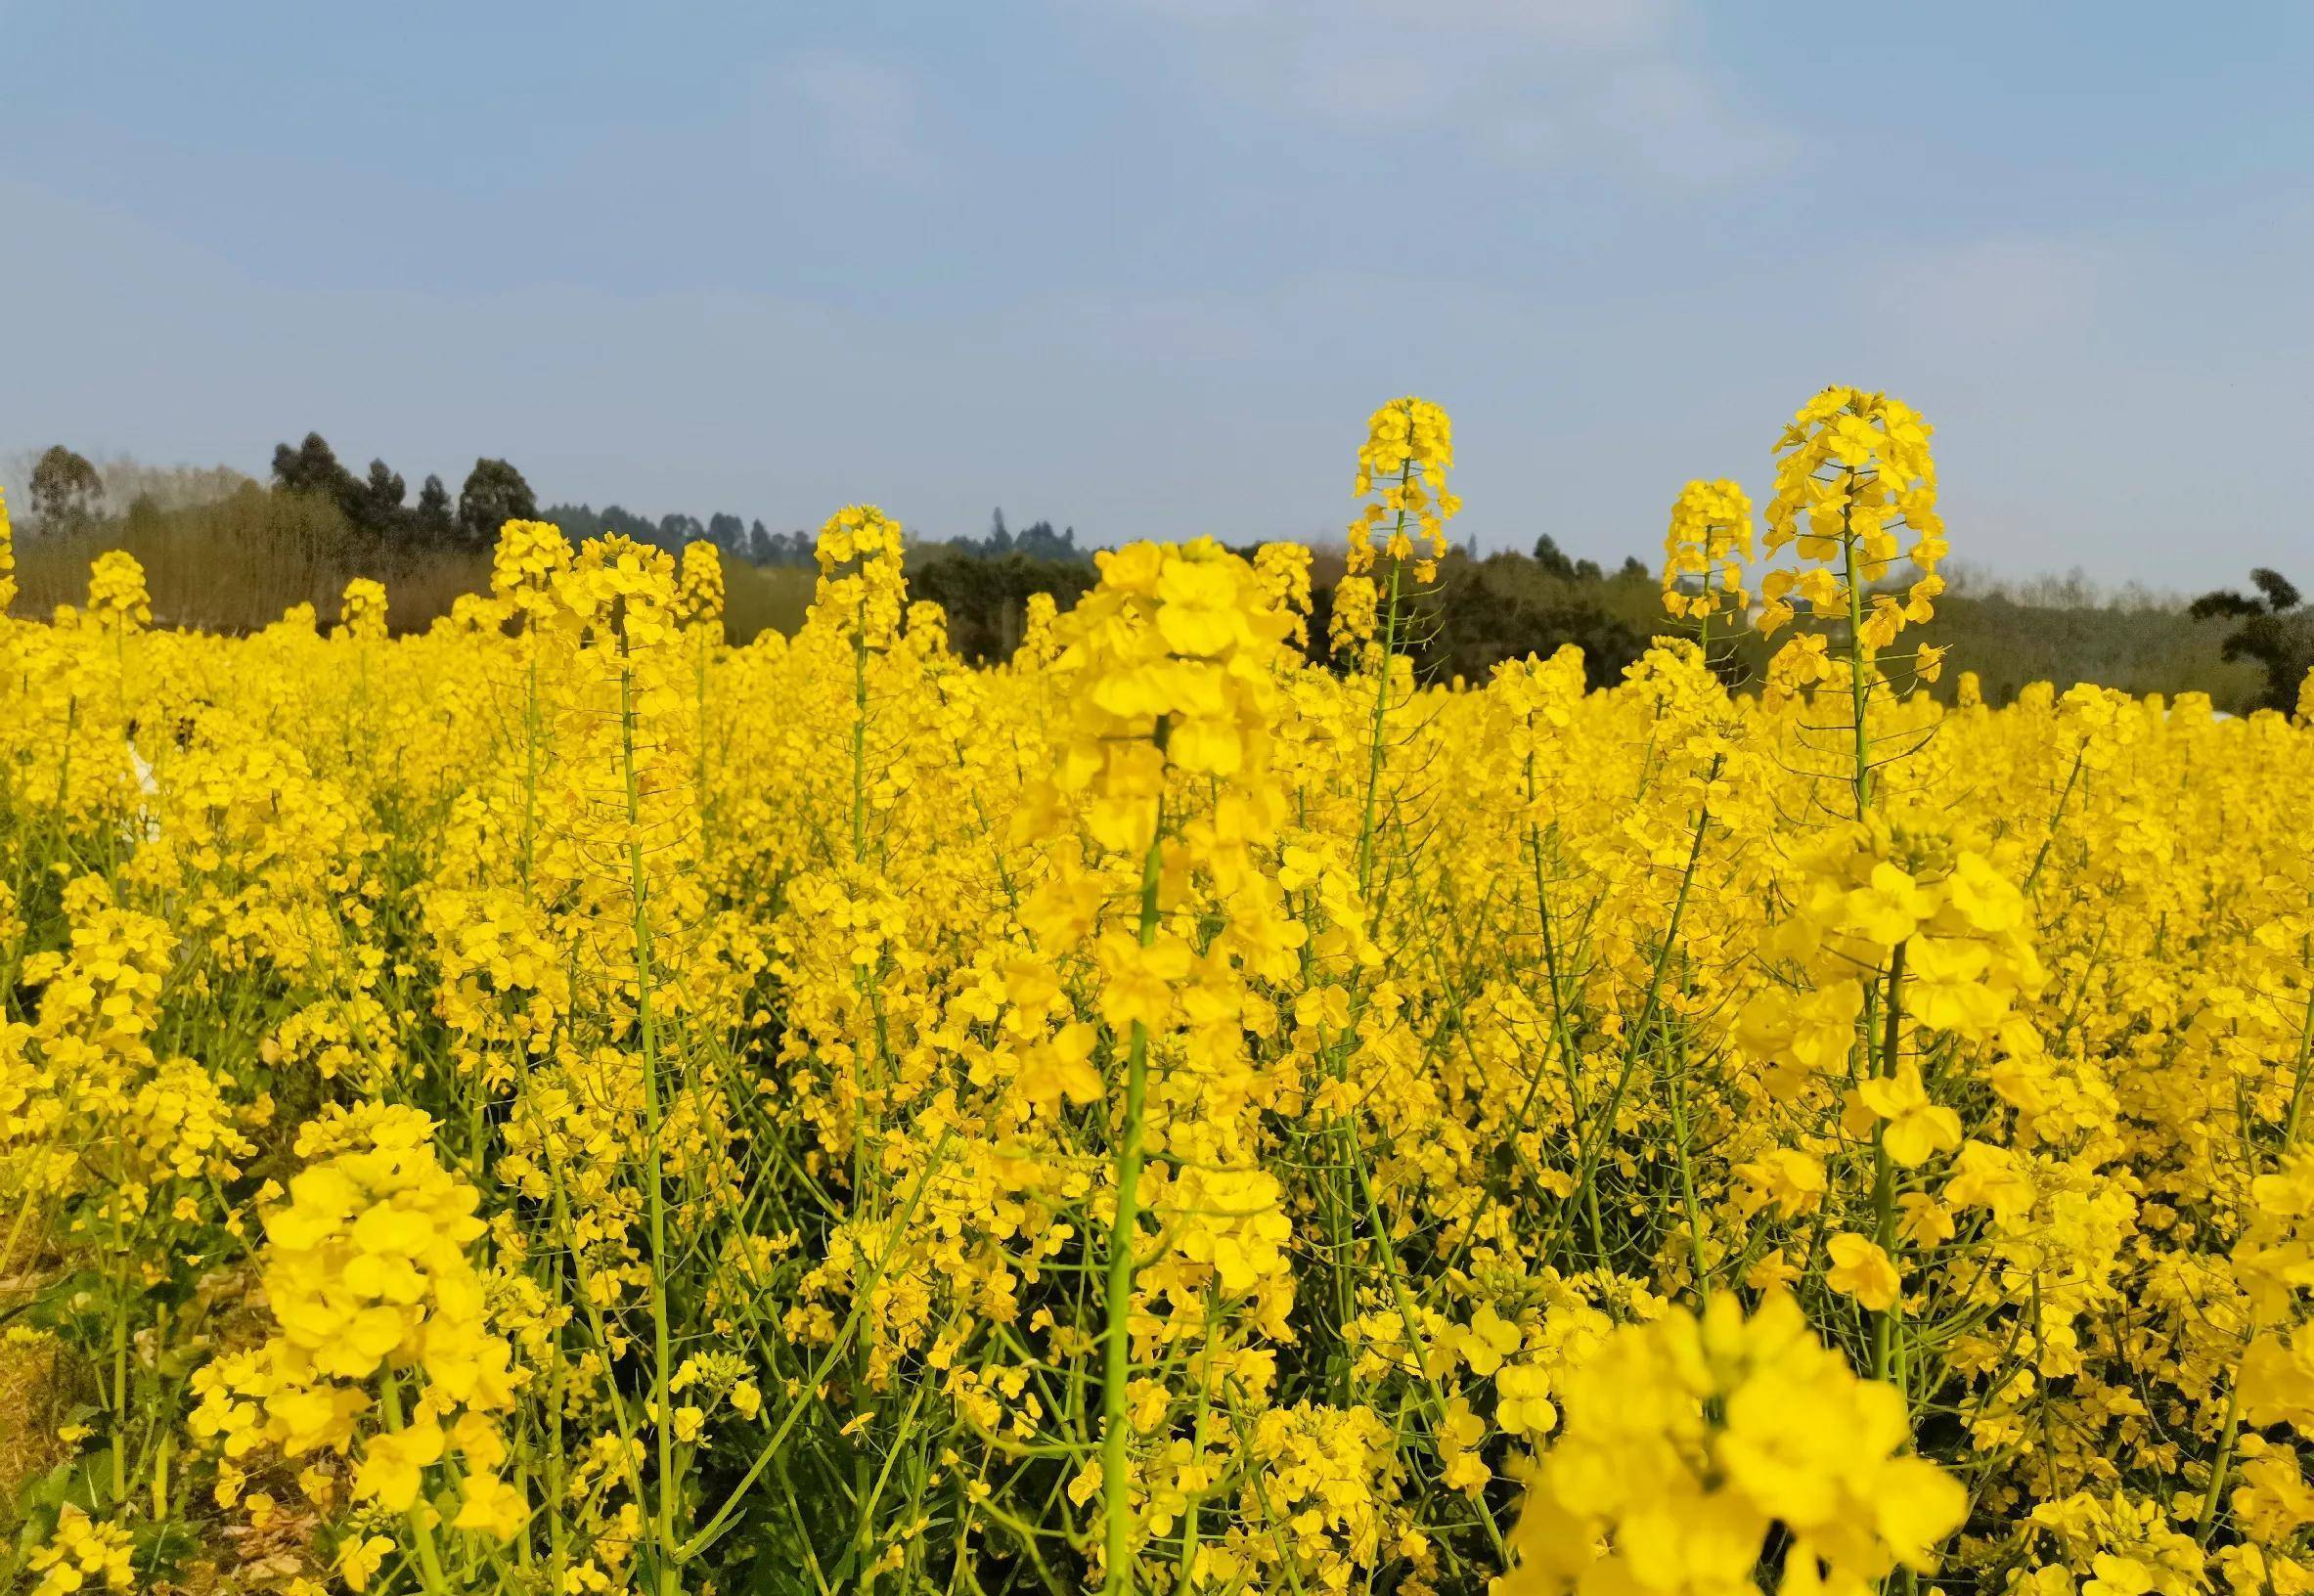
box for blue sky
[2,1,2307,588]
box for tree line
[22,436,535,554]
[26,433,1090,572]
[75,434,2280,709]
[13,433,2296,711]
[268,434,535,551]
[15,437,1682,677]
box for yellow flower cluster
[487,515,573,622]
[1661,477,1754,627]
[812,503,908,645]
[0,484,16,611]
[1498,1294,1965,1596]
[678,539,725,633]
[84,548,152,632]
[24,1506,136,1595]
[1739,814,2039,1101]
[1348,394,1460,588]
[1048,536,1294,849]
[1758,386,1946,649]
[340,576,388,641]
[189,1102,519,1539]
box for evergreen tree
[457,459,536,550]
[1532,534,1577,581]
[355,459,407,536]
[414,475,455,542]
[271,432,360,513]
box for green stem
[852,616,870,864]
[520,652,539,896]
[1667,1046,1710,1303]
[2198,1364,2248,1546]
[1347,1135,1508,1563]
[1548,777,1716,1264]
[2199,946,2314,1544]
[1840,505,1872,820]
[1871,941,1907,1387]
[618,650,683,1596]
[2024,748,2086,895]
[680,1129,957,1565]
[1102,812,1165,1596]
[380,1378,453,1596]
[1356,543,1405,896]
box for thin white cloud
[767,49,932,181]
[1103,0,1790,188]
[998,291,1275,365]
[1584,60,1799,183]
[1871,237,2110,352]
[1281,43,1449,125]
[1350,0,1670,49]
[1113,0,1667,49]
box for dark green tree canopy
[414,474,455,540]
[272,432,358,504]
[913,552,1095,663]
[356,460,407,534]
[2190,567,2311,712]
[457,458,537,551]
[1532,534,1576,581]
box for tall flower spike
[811,505,907,649]
[490,518,574,627]
[339,577,388,642]
[1662,478,1754,630]
[1348,396,1459,587]
[678,540,726,635]
[87,550,152,634]
[0,485,16,612]
[1254,541,1314,650]
[552,533,682,658]
[1758,386,1945,648]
